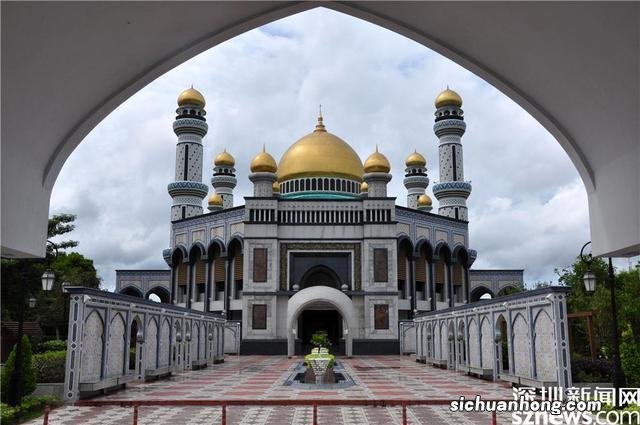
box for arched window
[312,179,317,190]
[295,180,299,192]
[330,179,335,191]
[324,178,329,190]
[305,178,311,191]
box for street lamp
[41,269,55,291]
[578,241,625,405]
[7,240,58,408]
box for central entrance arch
[287,286,357,357]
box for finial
[191,84,194,89]
[446,84,450,90]
[376,144,379,152]
[315,106,326,132]
[262,144,266,152]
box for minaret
[211,150,237,209]
[403,150,430,209]
[249,146,278,197]
[432,87,472,220]
[167,87,209,221]
[363,146,391,197]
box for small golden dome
[417,194,432,206]
[364,146,391,173]
[360,181,368,192]
[277,114,364,182]
[406,150,426,167]
[272,181,280,193]
[208,193,223,206]
[250,147,278,173]
[214,149,235,167]
[435,87,462,108]
[177,86,206,107]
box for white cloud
[50,8,599,290]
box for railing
[40,399,509,425]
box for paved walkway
[29,356,514,424]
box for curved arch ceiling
[1,2,638,257]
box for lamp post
[7,240,58,407]
[579,241,625,402]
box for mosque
[115,87,524,356]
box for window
[374,304,389,330]
[252,304,267,330]
[373,248,388,282]
[253,248,268,282]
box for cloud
[50,7,607,290]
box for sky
[49,8,635,291]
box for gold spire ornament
[177,86,206,107]
[363,145,391,173]
[434,86,462,108]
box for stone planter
[304,366,336,384]
[33,382,65,399]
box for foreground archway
[287,286,357,357]
[2,3,637,259]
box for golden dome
[360,181,368,192]
[435,87,462,108]
[277,115,364,182]
[250,147,278,173]
[272,181,280,193]
[177,86,206,107]
[214,149,235,167]
[417,194,432,207]
[363,146,391,173]
[208,193,223,206]
[405,150,426,167]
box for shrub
[620,325,640,387]
[1,336,37,403]
[571,358,614,383]
[305,353,336,369]
[311,331,330,349]
[33,350,66,383]
[0,395,59,423]
[35,340,67,354]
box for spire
[315,105,326,132]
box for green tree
[1,214,101,339]
[559,257,640,375]
[1,336,37,403]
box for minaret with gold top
[432,87,471,220]
[403,150,430,209]
[211,149,237,209]
[167,87,209,221]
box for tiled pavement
[27,356,515,424]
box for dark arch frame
[299,264,342,290]
[470,286,494,303]
[146,286,171,303]
[119,285,144,298]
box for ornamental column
[168,87,209,221]
[432,87,472,221]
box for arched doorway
[287,286,357,357]
[470,286,494,302]
[120,286,143,298]
[146,286,171,303]
[297,303,344,355]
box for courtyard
[29,355,513,424]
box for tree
[47,213,78,251]
[0,214,101,339]
[0,336,36,403]
[559,257,640,380]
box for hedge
[0,395,58,424]
[35,340,67,354]
[33,350,66,383]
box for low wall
[414,286,572,389]
[63,287,226,401]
